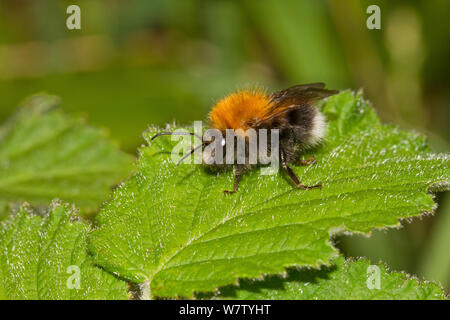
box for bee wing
[270,83,326,102]
[270,83,337,105]
[256,84,338,125]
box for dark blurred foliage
[0,0,448,292]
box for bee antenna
[176,144,203,166]
[151,131,203,141]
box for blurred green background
[0,0,449,292]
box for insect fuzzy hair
[152,83,338,193]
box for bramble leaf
[0,94,134,217]
[88,91,449,298]
[214,256,446,300]
[0,201,129,300]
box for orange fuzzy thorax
[208,89,274,131]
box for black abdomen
[286,104,315,143]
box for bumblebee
[152,83,338,194]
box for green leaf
[214,256,447,300]
[0,201,129,300]
[0,94,134,217]
[88,91,449,298]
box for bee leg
[223,172,241,195]
[223,165,246,194]
[281,152,321,190]
[297,155,316,166]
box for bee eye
[221,138,226,146]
